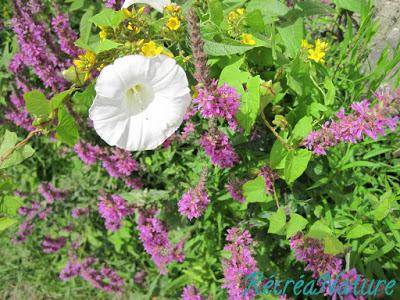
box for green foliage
[0,0,400,299]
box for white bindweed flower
[89,55,191,151]
[122,0,171,12]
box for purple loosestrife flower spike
[304,90,400,155]
[38,182,67,204]
[51,14,82,58]
[71,207,90,218]
[200,130,239,168]
[182,285,204,300]
[60,256,124,293]
[226,178,246,203]
[187,9,212,90]
[42,236,66,253]
[178,169,210,220]
[289,233,342,278]
[137,209,185,274]
[74,142,101,166]
[98,194,134,231]
[194,80,241,130]
[222,227,258,300]
[101,148,140,178]
[259,166,279,194]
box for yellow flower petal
[242,33,256,46]
[166,17,181,31]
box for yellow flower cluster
[302,39,328,64]
[123,7,146,33]
[228,8,245,23]
[98,26,107,41]
[164,3,182,31]
[73,51,96,81]
[139,40,173,58]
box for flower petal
[89,55,191,151]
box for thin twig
[0,129,41,167]
[261,110,293,150]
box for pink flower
[98,194,134,231]
[200,131,239,168]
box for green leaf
[291,116,313,140]
[365,241,395,263]
[332,0,367,13]
[219,58,249,91]
[295,0,335,16]
[243,176,271,203]
[50,88,75,110]
[323,235,344,255]
[73,83,96,107]
[0,131,35,169]
[373,192,395,221]
[89,8,125,29]
[236,75,261,134]
[221,250,232,259]
[0,196,23,216]
[307,220,332,239]
[69,0,84,11]
[208,0,224,25]
[245,9,265,33]
[284,149,312,183]
[0,217,17,231]
[204,38,267,56]
[55,107,79,146]
[277,17,303,58]
[346,224,374,239]
[93,39,122,54]
[270,139,288,169]
[24,90,51,117]
[268,208,286,235]
[75,6,94,47]
[247,0,289,23]
[323,77,335,106]
[286,213,308,238]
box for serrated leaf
[55,107,79,146]
[24,90,51,117]
[268,207,286,235]
[286,213,308,238]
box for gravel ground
[369,0,400,82]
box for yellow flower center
[166,17,181,31]
[242,34,256,46]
